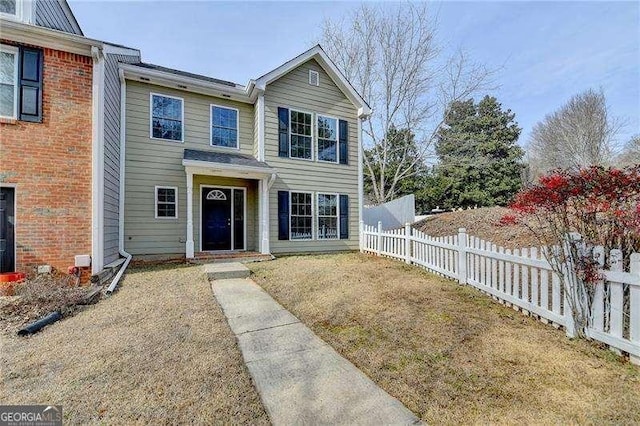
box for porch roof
[182,149,276,180]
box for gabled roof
[120,44,371,117]
[255,45,371,117]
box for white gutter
[106,69,132,295]
[91,46,105,275]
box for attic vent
[309,70,319,86]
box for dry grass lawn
[249,253,640,425]
[0,264,269,425]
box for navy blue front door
[202,188,232,251]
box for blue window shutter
[278,107,289,157]
[19,48,43,122]
[278,191,289,240]
[339,119,348,165]
[339,194,349,239]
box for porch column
[186,171,195,258]
[260,176,270,254]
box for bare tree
[618,135,640,166]
[528,89,624,178]
[321,4,493,204]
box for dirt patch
[249,253,640,424]
[0,264,269,424]
[0,273,89,335]
[414,206,544,248]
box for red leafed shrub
[508,165,640,337]
[510,165,640,257]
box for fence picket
[531,247,539,308]
[609,249,624,355]
[540,247,549,312]
[591,246,605,332]
[630,253,640,365]
[513,248,520,298]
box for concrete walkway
[210,276,421,425]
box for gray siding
[124,81,256,255]
[263,59,360,254]
[35,0,81,34]
[103,52,140,265]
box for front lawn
[249,253,640,424]
[0,264,269,424]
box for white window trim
[0,0,23,21]
[289,190,314,241]
[289,108,314,162]
[0,44,19,120]
[316,114,340,164]
[149,92,184,143]
[316,192,340,240]
[309,70,319,86]
[155,186,178,220]
[210,103,240,150]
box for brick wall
[0,44,93,282]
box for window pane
[0,83,14,117]
[318,139,337,162]
[0,51,15,84]
[0,0,16,14]
[318,217,338,239]
[156,188,176,218]
[291,135,312,159]
[317,116,337,140]
[152,118,182,141]
[153,95,181,120]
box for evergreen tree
[434,96,524,208]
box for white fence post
[359,220,364,253]
[609,249,624,355]
[630,253,640,365]
[404,223,411,264]
[457,228,467,284]
[376,221,382,256]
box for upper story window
[211,105,238,148]
[150,93,183,142]
[0,45,18,119]
[0,44,42,122]
[290,109,312,160]
[317,115,338,163]
[155,186,178,219]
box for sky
[69,0,640,151]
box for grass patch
[0,264,269,424]
[249,252,640,424]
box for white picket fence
[360,221,640,364]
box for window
[0,45,18,119]
[289,110,312,160]
[317,193,338,239]
[309,70,319,86]
[155,186,178,219]
[151,93,183,142]
[317,115,338,163]
[0,0,17,16]
[290,192,313,240]
[211,105,238,148]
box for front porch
[182,149,276,259]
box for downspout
[106,68,131,294]
[90,46,105,275]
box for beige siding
[263,59,360,253]
[124,81,257,255]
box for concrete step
[203,262,250,280]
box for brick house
[0,0,139,281]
